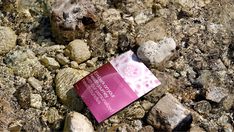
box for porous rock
[65,39,91,64]
[137,38,176,66]
[63,112,94,132]
[50,0,97,43]
[0,26,17,55]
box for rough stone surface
[56,53,70,65]
[27,77,42,91]
[55,68,89,111]
[137,38,176,66]
[4,49,47,78]
[206,87,229,103]
[40,56,60,70]
[139,125,154,132]
[50,0,97,43]
[136,18,167,44]
[147,93,192,131]
[0,26,17,55]
[65,39,91,64]
[125,102,145,120]
[194,100,212,114]
[63,112,94,132]
[30,94,42,109]
[42,107,62,124]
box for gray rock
[56,53,70,65]
[65,39,91,64]
[0,26,17,54]
[50,0,97,43]
[63,112,94,132]
[27,77,42,91]
[40,56,60,70]
[147,93,192,131]
[30,94,42,109]
[206,86,229,103]
[137,38,176,66]
[194,100,212,114]
[55,68,89,111]
[70,61,79,69]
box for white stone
[30,94,42,109]
[0,26,17,54]
[137,38,176,66]
[147,93,192,130]
[63,112,94,132]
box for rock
[136,18,167,44]
[134,10,154,25]
[65,39,91,64]
[141,100,154,111]
[70,61,79,69]
[15,84,31,109]
[4,49,47,78]
[56,53,70,65]
[30,94,42,109]
[129,120,143,131]
[42,107,62,124]
[222,94,234,111]
[139,125,154,132]
[55,68,89,111]
[50,0,97,43]
[206,86,229,103]
[27,77,42,91]
[102,8,121,24]
[147,93,192,131]
[125,102,145,120]
[0,98,14,128]
[63,112,94,132]
[194,100,212,114]
[0,26,17,54]
[40,56,60,70]
[137,38,176,66]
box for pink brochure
[74,50,161,122]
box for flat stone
[63,112,94,132]
[30,94,42,109]
[55,68,89,111]
[65,39,91,64]
[206,86,229,103]
[40,56,60,70]
[137,38,176,66]
[27,77,42,91]
[0,26,17,55]
[147,93,192,131]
